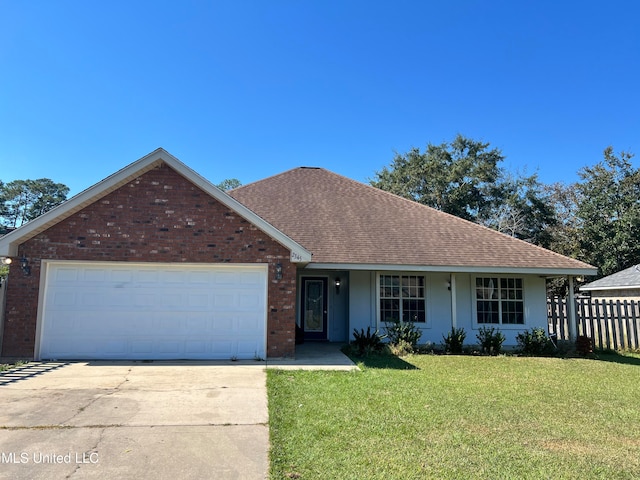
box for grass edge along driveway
[268,353,640,480]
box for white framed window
[475,277,525,325]
[379,274,426,323]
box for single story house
[0,149,596,360]
[580,264,640,301]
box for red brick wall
[1,163,296,358]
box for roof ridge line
[230,166,325,192]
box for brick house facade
[1,160,301,359]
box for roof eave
[302,263,598,276]
[580,284,640,292]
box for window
[379,275,426,323]
[475,277,524,325]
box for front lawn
[268,353,640,479]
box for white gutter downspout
[567,276,577,341]
[450,273,457,329]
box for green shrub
[443,327,466,353]
[516,327,553,355]
[555,339,576,356]
[384,318,422,348]
[476,326,506,355]
[351,327,385,355]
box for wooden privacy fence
[548,296,640,350]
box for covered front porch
[294,268,583,353]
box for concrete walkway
[266,342,359,371]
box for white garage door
[38,262,267,360]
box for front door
[301,277,328,340]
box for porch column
[450,273,457,329]
[567,276,577,341]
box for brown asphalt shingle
[229,167,593,271]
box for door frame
[299,276,329,340]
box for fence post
[567,276,577,341]
[619,301,629,349]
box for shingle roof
[580,264,640,291]
[229,167,595,274]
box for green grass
[268,353,640,479]
[0,360,26,372]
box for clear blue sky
[1,1,638,196]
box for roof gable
[0,149,311,263]
[230,167,596,275]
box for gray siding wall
[347,271,549,347]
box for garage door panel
[138,269,160,283]
[237,340,262,358]
[239,293,261,308]
[134,293,156,307]
[51,291,76,307]
[39,263,267,360]
[131,340,154,355]
[240,271,264,284]
[213,314,234,331]
[54,267,80,282]
[84,268,109,282]
[185,340,208,355]
[237,314,261,331]
[188,293,210,308]
[213,293,236,308]
[211,341,233,355]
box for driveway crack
[66,426,105,479]
[60,366,133,426]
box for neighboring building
[580,265,640,301]
[0,149,596,360]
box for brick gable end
[2,163,295,358]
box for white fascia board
[0,148,312,263]
[303,263,598,276]
[580,284,640,292]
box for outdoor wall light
[19,256,31,276]
[275,263,283,280]
[335,277,341,294]
[0,257,11,265]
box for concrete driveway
[0,361,268,480]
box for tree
[575,147,640,276]
[541,182,583,296]
[482,172,556,247]
[215,178,242,191]
[371,134,556,246]
[371,135,503,222]
[0,180,6,223]
[0,178,70,228]
[543,182,581,259]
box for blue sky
[1,1,638,196]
